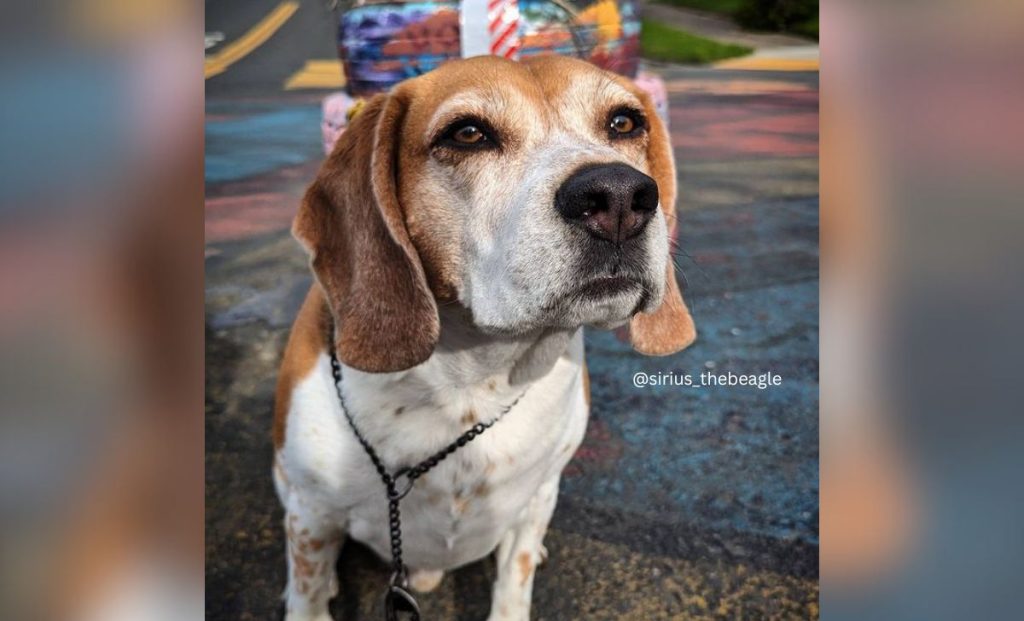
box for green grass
[791,16,819,39]
[654,0,744,17]
[640,19,753,64]
[655,0,819,40]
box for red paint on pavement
[206,192,297,242]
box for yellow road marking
[714,57,819,72]
[284,59,347,90]
[664,79,806,94]
[205,1,299,79]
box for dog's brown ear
[627,88,697,355]
[293,89,439,372]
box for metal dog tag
[384,584,420,621]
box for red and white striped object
[487,0,521,59]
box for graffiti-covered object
[339,0,642,96]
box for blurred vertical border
[822,0,1024,619]
[0,0,203,618]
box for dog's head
[295,56,696,373]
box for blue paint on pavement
[205,105,322,183]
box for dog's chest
[281,345,588,570]
[347,368,585,568]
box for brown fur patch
[394,406,405,416]
[273,287,330,450]
[293,92,440,373]
[518,552,533,586]
[629,263,696,354]
[461,409,478,425]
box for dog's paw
[409,568,445,593]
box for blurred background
[0,0,1020,619]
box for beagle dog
[273,55,696,621]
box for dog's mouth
[572,275,641,300]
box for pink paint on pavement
[205,193,297,242]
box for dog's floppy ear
[628,88,697,355]
[293,89,439,372]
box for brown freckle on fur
[300,528,310,536]
[562,443,572,454]
[310,539,325,552]
[293,553,316,578]
[473,482,490,497]
[484,462,496,476]
[454,496,471,514]
[298,580,309,595]
[461,409,478,425]
[488,379,497,391]
[395,406,405,416]
[518,552,533,586]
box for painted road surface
[205,4,819,618]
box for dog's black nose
[555,163,659,244]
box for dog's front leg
[488,477,559,621]
[282,506,343,621]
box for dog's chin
[469,275,664,336]
[535,277,655,331]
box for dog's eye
[610,114,635,134]
[435,118,499,151]
[607,108,646,139]
[453,125,485,145]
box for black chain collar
[328,344,525,621]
